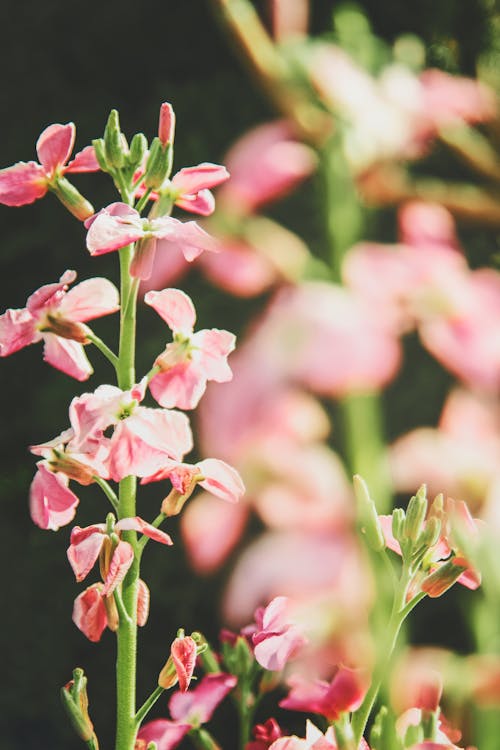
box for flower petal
[101,540,135,596]
[172,164,230,194]
[144,288,196,333]
[0,307,38,356]
[0,161,48,205]
[115,516,173,545]
[65,145,100,173]
[36,123,75,173]
[67,527,106,581]
[197,458,245,503]
[42,333,93,380]
[29,463,79,530]
[72,584,108,642]
[59,277,120,322]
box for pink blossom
[143,456,245,505]
[72,583,108,643]
[170,634,197,692]
[68,379,193,481]
[269,720,371,750]
[67,517,172,594]
[135,163,230,217]
[29,461,80,530]
[217,120,316,214]
[251,596,307,671]
[0,122,99,208]
[169,673,237,725]
[135,719,190,750]
[86,202,219,280]
[246,718,284,750]
[30,427,110,485]
[0,270,119,380]
[420,68,497,129]
[280,667,367,721]
[144,288,235,409]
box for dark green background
[0,1,496,748]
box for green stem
[135,188,153,214]
[137,512,166,553]
[135,685,165,728]
[93,476,119,511]
[351,567,413,746]
[86,330,120,372]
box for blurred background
[1,1,500,748]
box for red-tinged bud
[160,473,201,517]
[137,579,150,627]
[421,558,467,597]
[51,176,95,220]
[171,632,197,691]
[103,594,119,632]
[158,656,178,690]
[48,451,96,485]
[415,670,443,713]
[41,313,90,343]
[60,668,96,744]
[158,102,176,146]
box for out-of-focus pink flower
[144,288,235,409]
[86,202,218,280]
[0,270,119,381]
[269,0,308,41]
[250,596,307,671]
[269,719,371,750]
[29,461,80,530]
[246,718,284,750]
[67,517,172,595]
[68,379,193,482]
[390,388,500,518]
[397,708,465,750]
[168,673,237,726]
[280,666,367,721]
[217,121,316,215]
[0,122,99,208]
[420,68,497,129]
[135,719,191,750]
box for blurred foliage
[0,0,499,748]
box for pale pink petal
[149,364,207,410]
[0,161,48,206]
[200,242,278,297]
[36,123,75,173]
[72,584,108,642]
[29,463,79,530]
[137,579,150,627]
[42,333,93,380]
[130,237,158,280]
[254,628,306,671]
[115,516,173,545]
[139,246,189,294]
[169,673,237,723]
[378,515,402,555]
[101,540,135,596]
[108,421,175,482]
[67,528,106,581]
[128,407,193,460]
[155,218,219,262]
[86,208,144,256]
[181,493,249,573]
[59,277,120,322]
[172,164,230,194]
[26,270,76,314]
[0,307,38,356]
[84,201,139,229]
[136,719,190,750]
[175,189,215,216]
[144,288,196,333]
[193,329,236,382]
[65,145,100,173]
[197,458,245,503]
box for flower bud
[161,473,201,517]
[137,578,150,627]
[420,515,441,549]
[421,558,467,598]
[41,314,89,344]
[158,102,176,146]
[158,631,197,691]
[60,668,96,743]
[103,594,119,632]
[222,634,254,677]
[404,722,424,747]
[128,133,148,170]
[51,177,95,221]
[104,109,126,169]
[144,137,171,190]
[92,138,109,171]
[48,451,96,485]
[391,508,405,543]
[353,474,385,552]
[403,486,428,542]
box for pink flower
[246,718,284,750]
[67,517,172,595]
[30,427,110,485]
[29,461,80,530]
[73,578,151,642]
[268,720,371,750]
[0,270,119,380]
[143,456,245,506]
[86,202,219,280]
[251,596,307,671]
[144,288,235,409]
[217,120,316,215]
[135,719,191,750]
[0,122,99,209]
[170,634,197,692]
[68,379,193,481]
[168,673,237,726]
[280,667,367,721]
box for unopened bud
[137,579,150,627]
[52,177,95,221]
[159,632,197,692]
[128,132,148,169]
[60,668,95,743]
[404,723,424,747]
[48,451,95,485]
[161,474,201,517]
[144,137,171,189]
[42,314,89,344]
[421,559,467,598]
[99,536,114,582]
[103,594,119,632]
[404,487,428,542]
[104,110,126,169]
[392,508,405,543]
[353,474,385,551]
[92,138,109,171]
[158,102,176,146]
[420,515,441,549]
